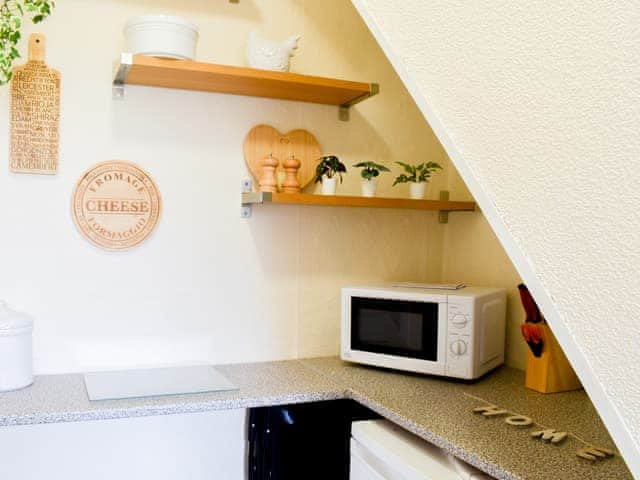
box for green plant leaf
[316,155,346,183]
[354,161,390,180]
[396,161,415,176]
[425,161,442,171]
[0,0,56,86]
[394,160,442,184]
[393,174,411,186]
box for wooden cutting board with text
[10,33,60,174]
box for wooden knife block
[525,324,582,394]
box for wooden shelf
[113,54,378,119]
[242,192,476,213]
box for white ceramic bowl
[124,14,199,60]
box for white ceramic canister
[0,301,34,392]
[124,15,199,60]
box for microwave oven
[341,284,506,380]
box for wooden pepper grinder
[259,153,279,193]
[282,154,301,193]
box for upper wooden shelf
[242,192,476,214]
[113,53,378,119]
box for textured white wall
[351,0,640,476]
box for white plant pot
[361,179,377,197]
[125,15,199,60]
[409,182,426,199]
[321,176,337,195]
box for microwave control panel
[446,299,473,378]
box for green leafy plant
[353,161,390,181]
[393,161,442,186]
[0,0,55,85]
[314,155,347,183]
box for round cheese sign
[72,161,161,251]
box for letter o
[505,415,533,427]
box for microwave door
[350,297,439,361]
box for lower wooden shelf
[241,192,476,213]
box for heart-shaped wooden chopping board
[243,125,322,189]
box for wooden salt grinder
[259,153,279,193]
[282,154,301,193]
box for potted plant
[353,161,390,197]
[314,155,346,195]
[0,0,56,85]
[393,161,442,199]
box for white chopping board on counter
[84,365,237,401]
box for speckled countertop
[301,358,632,480]
[0,357,632,480]
[0,361,344,426]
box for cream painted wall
[441,216,526,369]
[351,0,640,475]
[443,172,526,369]
[442,214,526,370]
[0,1,453,478]
[0,0,450,374]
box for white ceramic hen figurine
[246,31,300,72]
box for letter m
[530,429,568,444]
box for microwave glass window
[351,297,438,361]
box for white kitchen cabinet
[0,409,247,480]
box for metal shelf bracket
[113,53,133,100]
[339,83,379,121]
[241,179,257,218]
